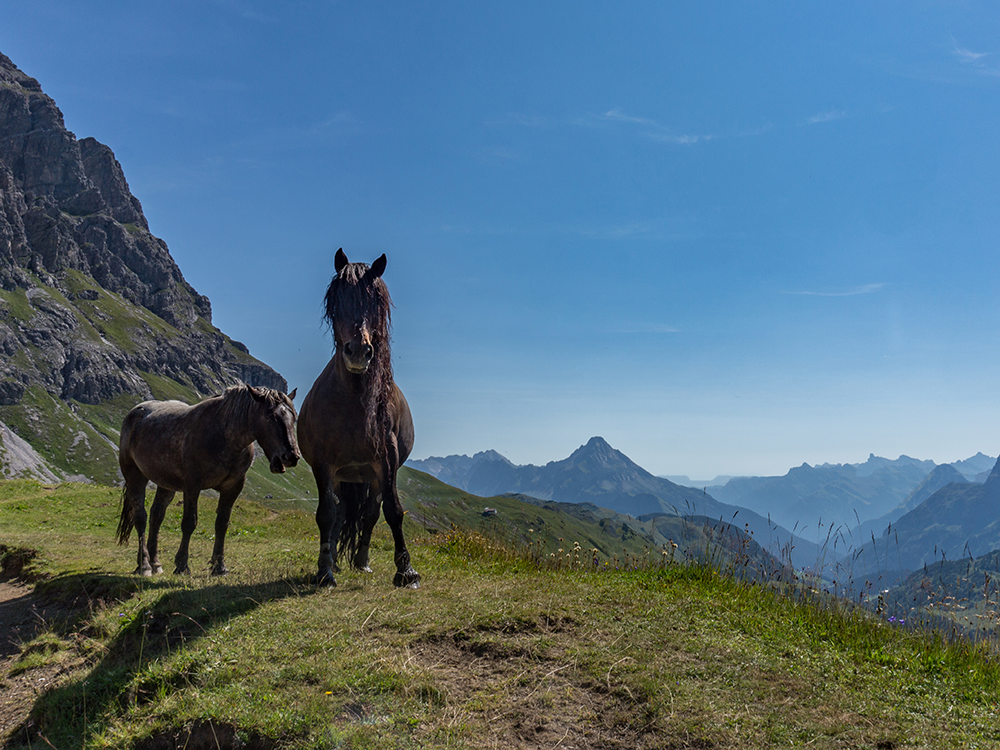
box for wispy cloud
[950,39,1000,77]
[807,109,848,125]
[785,283,887,297]
[601,108,660,127]
[598,107,715,145]
[952,44,990,65]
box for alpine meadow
[5,5,1000,749]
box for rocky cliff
[0,52,286,483]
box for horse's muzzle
[270,453,300,474]
[343,340,374,373]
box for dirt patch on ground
[0,580,69,745]
[407,621,663,749]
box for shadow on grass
[8,571,316,749]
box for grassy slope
[0,271,284,491]
[2,479,1000,749]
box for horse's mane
[322,260,394,456]
[216,385,285,424]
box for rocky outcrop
[0,51,287,479]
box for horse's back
[119,399,193,484]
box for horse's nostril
[344,342,355,356]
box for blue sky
[4,1,1000,478]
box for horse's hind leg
[313,468,343,587]
[353,483,382,574]
[121,466,153,576]
[146,487,175,575]
[173,487,201,575]
[210,479,245,576]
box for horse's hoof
[353,565,374,575]
[173,566,191,576]
[135,567,152,578]
[393,570,421,589]
[313,570,337,588]
[211,567,228,577]
[152,565,163,575]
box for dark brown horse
[297,248,418,588]
[117,385,300,576]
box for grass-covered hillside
[0,270,290,488]
[3,477,1000,749]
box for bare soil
[405,615,665,750]
[0,580,66,745]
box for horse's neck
[204,397,257,448]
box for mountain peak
[472,449,514,466]
[0,50,287,481]
[569,436,618,462]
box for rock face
[0,52,286,482]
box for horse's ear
[335,248,349,274]
[287,387,297,401]
[369,254,387,279]
[248,386,266,402]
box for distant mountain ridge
[856,463,970,541]
[409,437,830,567]
[706,453,990,534]
[856,456,1000,575]
[0,51,287,484]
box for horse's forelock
[322,261,396,456]
[323,261,393,338]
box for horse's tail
[336,482,369,563]
[116,485,134,545]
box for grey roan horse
[297,249,418,588]
[117,385,300,576]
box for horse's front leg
[210,478,245,576]
[314,468,343,587]
[147,486,175,575]
[173,486,201,575]
[381,459,419,589]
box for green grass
[138,370,201,404]
[0,386,121,484]
[64,271,180,355]
[0,286,36,321]
[3,479,1000,748]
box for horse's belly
[335,464,378,483]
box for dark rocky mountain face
[0,52,285,483]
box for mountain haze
[854,457,1000,575]
[409,437,829,567]
[855,463,970,541]
[708,455,941,533]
